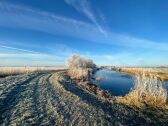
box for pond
[95,69,168,96]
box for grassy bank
[117,73,168,109]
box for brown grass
[0,66,65,77]
[117,73,168,109]
[113,67,168,82]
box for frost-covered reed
[118,72,168,109]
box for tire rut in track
[26,73,61,126]
[0,73,44,125]
[0,74,34,98]
[48,73,107,126]
[0,72,64,126]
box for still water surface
[95,69,134,96]
[95,69,168,96]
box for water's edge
[95,69,168,96]
[95,69,134,96]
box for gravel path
[0,71,168,126]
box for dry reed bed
[0,66,65,77]
[117,73,168,109]
[114,67,168,82]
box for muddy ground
[0,71,168,126]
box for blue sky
[0,0,168,66]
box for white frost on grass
[118,73,168,109]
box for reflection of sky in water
[95,69,168,96]
[95,70,134,96]
[163,82,168,90]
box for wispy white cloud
[0,2,168,52]
[0,43,40,54]
[43,43,79,57]
[0,42,68,59]
[0,52,65,61]
[0,55,64,66]
[85,52,168,66]
[0,39,78,58]
[64,0,106,35]
[85,53,133,66]
[0,42,66,66]
[0,51,65,66]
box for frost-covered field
[0,70,168,125]
[0,66,65,77]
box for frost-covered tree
[66,54,96,81]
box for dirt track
[0,71,168,126]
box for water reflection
[95,69,168,96]
[95,69,134,96]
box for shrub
[66,54,96,80]
[117,72,168,109]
